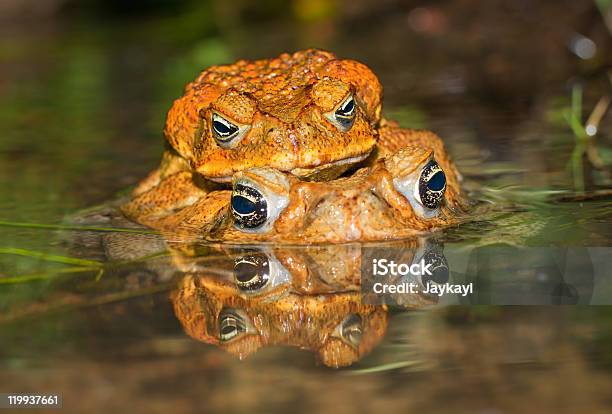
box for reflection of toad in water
[63,210,442,367]
[171,242,440,367]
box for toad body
[121,50,466,242]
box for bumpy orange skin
[164,49,382,181]
[132,129,466,244]
[172,268,389,368]
[221,138,464,243]
[121,51,467,239]
[168,240,439,367]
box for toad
[128,133,465,243]
[123,49,383,222]
[120,50,466,240]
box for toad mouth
[209,152,372,183]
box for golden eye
[233,253,270,291]
[419,249,449,288]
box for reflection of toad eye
[219,309,247,342]
[420,250,449,287]
[231,250,292,294]
[232,184,267,230]
[326,93,357,132]
[233,253,270,291]
[338,314,363,348]
[418,160,446,210]
[211,113,250,148]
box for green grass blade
[0,266,100,284]
[0,247,101,266]
[0,220,157,235]
[344,360,423,375]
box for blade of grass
[595,0,612,34]
[571,83,583,126]
[344,360,423,375]
[0,220,157,235]
[563,84,587,192]
[0,266,100,284]
[0,247,101,266]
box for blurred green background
[0,2,611,413]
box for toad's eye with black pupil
[427,171,446,192]
[340,314,363,347]
[232,184,267,229]
[234,253,270,291]
[212,114,239,140]
[336,97,355,117]
[232,195,256,215]
[334,95,356,130]
[421,251,449,286]
[219,311,246,342]
[418,160,446,209]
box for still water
[1,3,611,413]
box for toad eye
[211,112,250,148]
[219,309,247,342]
[326,93,357,132]
[232,184,267,230]
[392,156,447,219]
[418,160,446,210]
[233,251,291,294]
[218,308,257,343]
[336,94,355,118]
[419,249,449,289]
[234,252,270,291]
[231,168,290,233]
[333,314,363,348]
[212,113,238,138]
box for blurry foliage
[292,0,337,22]
[595,0,612,34]
[384,105,429,129]
[561,84,611,192]
[543,81,611,193]
[0,42,111,222]
[62,0,331,25]
[151,38,233,132]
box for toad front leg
[120,171,210,227]
[121,147,227,228]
